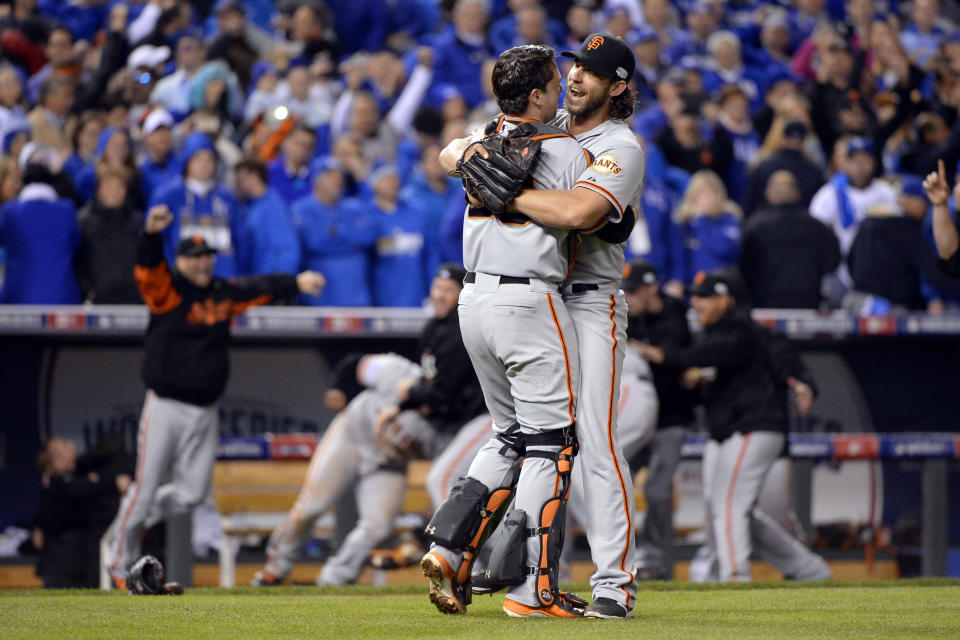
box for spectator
[0,163,80,304]
[676,170,742,282]
[286,2,341,64]
[715,84,760,206]
[149,33,207,121]
[0,63,27,139]
[751,71,800,142]
[744,10,793,76]
[745,120,826,216]
[75,166,143,304]
[642,0,685,50]
[206,1,259,92]
[809,137,898,261]
[25,27,81,105]
[370,166,435,307]
[398,143,461,232]
[137,108,181,200]
[234,156,299,277]
[631,25,667,101]
[27,73,76,151]
[899,0,943,69]
[656,105,734,186]
[428,0,493,109]
[623,260,695,581]
[489,0,563,54]
[563,3,595,52]
[897,111,960,181]
[91,127,145,209]
[664,2,717,68]
[267,123,317,206]
[923,159,960,278]
[740,170,841,308]
[701,31,761,109]
[150,132,244,279]
[61,111,102,203]
[847,174,960,311]
[274,64,333,129]
[0,156,23,206]
[292,158,377,306]
[323,0,388,55]
[788,0,829,53]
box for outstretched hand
[296,271,326,296]
[923,159,950,207]
[145,205,174,234]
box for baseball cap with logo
[177,236,217,257]
[686,271,735,297]
[561,33,635,82]
[622,260,658,292]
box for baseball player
[446,34,647,618]
[623,260,696,581]
[636,270,831,582]
[101,204,325,589]
[253,265,483,586]
[422,44,590,618]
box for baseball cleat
[110,576,127,591]
[584,596,633,619]
[502,592,587,618]
[420,551,469,614]
[251,570,283,587]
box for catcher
[253,264,483,586]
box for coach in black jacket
[636,270,830,582]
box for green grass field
[3,580,959,639]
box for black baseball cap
[622,260,658,292]
[176,235,217,257]
[686,271,735,298]
[561,33,635,82]
[435,262,466,286]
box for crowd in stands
[1,0,960,311]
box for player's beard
[564,87,608,119]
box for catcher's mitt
[127,555,184,595]
[374,408,438,463]
[456,123,542,214]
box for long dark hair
[609,86,638,121]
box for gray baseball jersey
[462,118,590,283]
[549,112,647,609]
[552,111,645,285]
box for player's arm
[641,323,753,369]
[134,205,182,314]
[228,271,325,315]
[510,186,613,229]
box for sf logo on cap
[587,35,604,50]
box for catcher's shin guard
[526,437,578,608]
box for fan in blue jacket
[0,164,81,303]
[234,157,300,277]
[292,158,378,306]
[369,165,437,307]
[149,133,243,279]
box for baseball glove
[455,123,542,214]
[127,555,184,595]
[374,408,438,463]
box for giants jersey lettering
[462,118,590,283]
[552,111,646,284]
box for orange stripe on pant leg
[605,295,634,607]
[724,434,752,582]
[439,419,493,501]
[545,295,575,426]
[111,391,154,575]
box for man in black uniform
[102,204,325,589]
[636,270,830,582]
[623,260,695,581]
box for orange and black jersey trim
[135,232,298,406]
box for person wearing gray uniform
[636,271,831,583]
[484,34,648,618]
[423,44,589,618]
